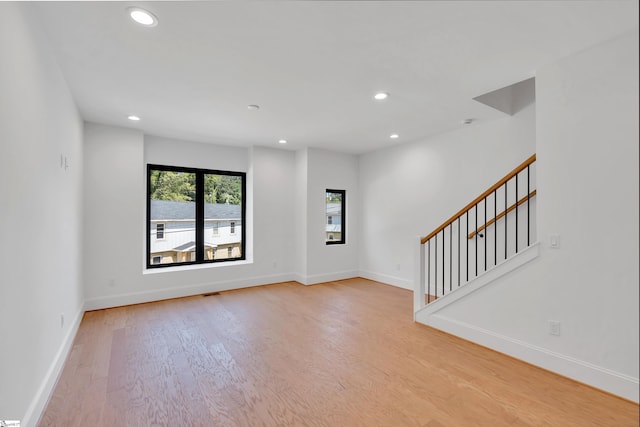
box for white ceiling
[31,1,638,154]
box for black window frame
[326,189,346,245]
[146,164,246,269]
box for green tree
[205,174,242,204]
[150,171,196,201]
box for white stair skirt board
[416,242,540,318]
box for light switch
[549,234,560,249]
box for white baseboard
[424,314,639,403]
[85,273,296,311]
[358,270,413,290]
[22,303,85,427]
[295,270,359,286]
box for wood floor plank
[39,279,639,426]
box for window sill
[143,259,253,275]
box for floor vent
[203,292,220,297]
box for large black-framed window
[147,164,246,268]
[325,189,345,245]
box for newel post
[414,236,426,319]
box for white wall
[250,146,296,275]
[83,127,297,309]
[294,149,308,279]
[420,31,639,402]
[295,148,360,284]
[83,123,144,303]
[359,94,536,289]
[0,3,84,425]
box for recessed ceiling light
[247,104,260,110]
[374,92,389,101]
[278,139,287,144]
[128,7,158,27]
[390,133,399,139]
[128,115,141,121]
[462,118,474,125]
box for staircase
[414,154,537,316]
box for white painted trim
[142,259,253,275]
[303,270,359,285]
[423,314,639,403]
[23,303,85,427]
[85,273,296,310]
[358,270,412,290]
[291,273,308,285]
[415,242,540,317]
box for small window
[156,223,165,240]
[230,221,236,234]
[152,256,162,264]
[326,189,345,245]
[227,247,232,257]
[213,222,219,235]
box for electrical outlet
[548,320,561,336]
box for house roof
[151,200,241,221]
[172,241,217,252]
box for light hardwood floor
[40,278,639,426]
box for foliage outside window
[326,189,345,245]
[147,164,246,268]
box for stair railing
[414,154,537,313]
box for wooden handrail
[468,190,537,239]
[420,153,536,244]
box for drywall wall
[83,127,297,309]
[83,123,145,305]
[249,146,296,275]
[359,90,536,289]
[421,30,639,401]
[294,149,309,280]
[0,3,84,425]
[295,148,360,284]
